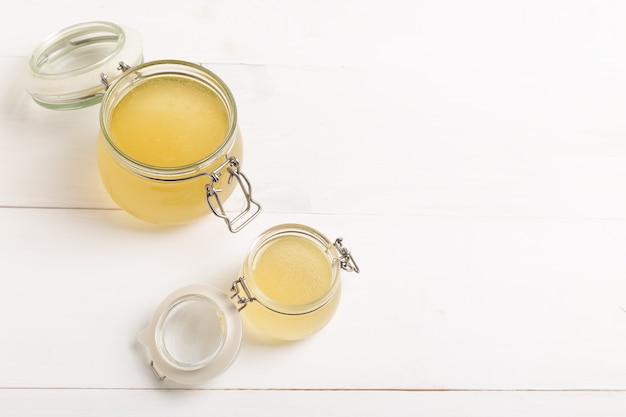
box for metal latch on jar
[333,238,360,273]
[100,61,131,90]
[206,156,261,233]
[230,277,256,312]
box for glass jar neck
[99,60,238,180]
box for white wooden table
[2,1,626,415]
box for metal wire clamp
[334,238,360,273]
[206,156,261,233]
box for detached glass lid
[23,21,143,110]
[138,284,243,385]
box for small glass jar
[23,21,260,232]
[139,224,359,384]
[233,224,358,340]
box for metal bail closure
[206,156,261,233]
[100,60,131,90]
[230,277,255,311]
[334,238,360,273]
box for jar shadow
[98,208,208,234]
[240,320,300,347]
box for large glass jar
[97,60,259,230]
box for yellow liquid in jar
[109,77,229,167]
[97,75,242,224]
[241,235,340,341]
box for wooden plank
[1,209,625,390]
[5,58,626,220]
[2,389,626,417]
[3,0,419,67]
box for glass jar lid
[138,284,243,385]
[23,21,143,110]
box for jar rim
[242,224,342,315]
[99,60,239,178]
